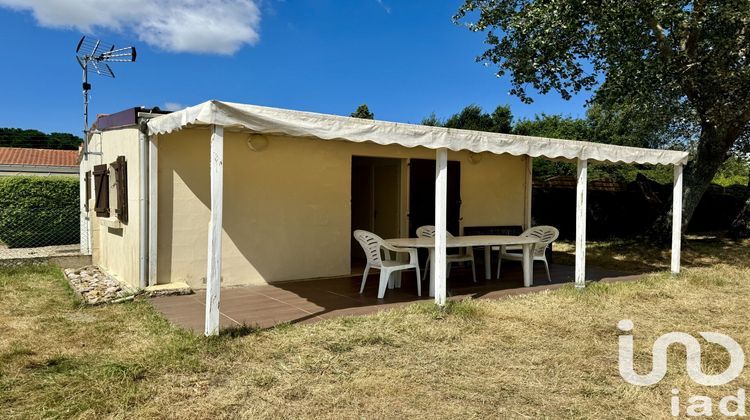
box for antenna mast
[75,36,136,156]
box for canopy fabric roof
[148,100,689,166]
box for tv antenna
[75,36,136,155]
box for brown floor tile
[148,263,643,334]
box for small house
[79,100,688,335]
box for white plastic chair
[353,230,421,299]
[416,225,476,283]
[497,226,559,282]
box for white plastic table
[386,235,539,297]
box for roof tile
[0,147,79,167]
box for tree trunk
[651,124,738,241]
[728,176,750,239]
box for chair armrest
[381,243,419,265]
[381,242,412,253]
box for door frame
[350,155,408,269]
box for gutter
[137,120,149,289]
[0,164,79,174]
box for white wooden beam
[148,135,159,286]
[205,125,224,336]
[575,159,588,288]
[671,164,683,275]
[434,148,448,306]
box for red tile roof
[0,147,79,167]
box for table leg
[429,248,436,297]
[484,246,492,280]
[522,243,533,287]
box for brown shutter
[93,164,110,217]
[84,171,91,212]
[113,156,128,223]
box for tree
[443,104,514,133]
[490,105,513,134]
[350,104,374,120]
[728,136,750,239]
[0,128,81,150]
[514,114,589,141]
[455,0,750,234]
[514,114,590,179]
[421,113,442,127]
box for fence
[533,175,747,240]
[0,176,80,259]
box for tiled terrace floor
[150,262,643,333]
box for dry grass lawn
[1,236,749,419]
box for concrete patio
[150,262,643,333]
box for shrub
[0,176,80,248]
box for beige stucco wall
[156,128,528,288]
[80,128,142,288]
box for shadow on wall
[157,131,349,287]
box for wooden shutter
[113,156,128,223]
[93,164,110,218]
[84,171,91,212]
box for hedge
[0,176,80,248]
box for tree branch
[648,17,672,58]
[684,0,706,59]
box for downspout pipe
[138,120,149,289]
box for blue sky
[0,0,591,136]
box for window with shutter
[112,156,128,223]
[93,164,110,217]
[84,171,91,212]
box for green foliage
[713,156,750,187]
[444,104,513,133]
[350,104,374,120]
[512,113,679,183]
[586,103,677,149]
[421,113,442,126]
[0,128,82,150]
[490,105,513,134]
[454,0,750,126]
[455,0,750,227]
[424,104,748,186]
[514,114,589,140]
[0,177,80,248]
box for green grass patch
[1,241,749,418]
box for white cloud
[163,102,185,111]
[0,0,261,54]
[375,0,391,14]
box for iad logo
[617,320,746,417]
[618,319,744,386]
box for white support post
[79,154,92,255]
[671,164,683,275]
[575,159,588,288]
[148,135,159,286]
[524,155,533,229]
[434,148,448,306]
[205,125,224,336]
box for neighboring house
[0,147,79,176]
[79,100,688,335]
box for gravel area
[0,243,81,260]
[63,266,136,305]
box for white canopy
[147,100,689,166]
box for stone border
[63,266,137,305]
